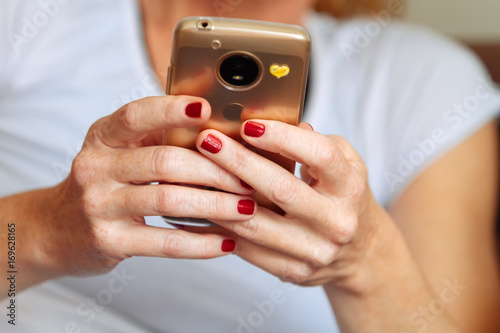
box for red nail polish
[185,102,202,118]
[238,199,255,215]
[240,180,254,191]
[244,121,265,138]
[222,239,236,252]
[201,134,222,154]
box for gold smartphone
[163,16,310,226]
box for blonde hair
[315,0,387,18]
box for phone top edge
[173,16,311,44]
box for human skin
[1,0,499,332]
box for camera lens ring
[216,52,262,90]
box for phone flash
[270,64,290,79]
[211,40,221,49]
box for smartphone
[163,16,310,226]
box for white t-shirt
[1,1,499,332]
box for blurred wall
[406,0,500,83]
[406,0,500,43]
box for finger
[195,131,330,221]
[298,122,314,131]
[241,120,362,195]
[112,224,236,259]
[107,184,257,221]
[233,237,325,286]
[300,164,317,186]
[107,146,253,195]
[213,208,340,268]
[91,96,210,148]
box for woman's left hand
[193,119,386,289]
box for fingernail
[244,121,265,137]
[240,180,254,191]
[222,239,236,252]
[238,199,255,215]
[185,102,202,118]
[200,134,222,154]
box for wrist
[325,199,412,295]
[9,184,70,289]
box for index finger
[241,120,363,196]
[195,130,331,222]
[90,96,211,148]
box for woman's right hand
[27,95,255,279]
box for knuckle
[211,166,231,191]
[158,96,183,123]
[331,212,358,244]
[119,102,142,132]
[276,124,291,147]
[154,186,179,215]
[332,135,350,148]
[231,219,260,240]
[349,173,367,201]
[98,258,121,271]
[151,147,173,178]
[85,121,104,146]
[211,191,228,217]
[71,151,102,185]
[80,189,107,218]
[160,232,186,257]
[202,237,213,259]
[306,242,339,268]
[226,149,247,174]
[280,262,315,285]
[165,96,183,113]
[269,173,298,207]
[70,152,88,183]
[315,140,343,169]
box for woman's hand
[191,120,469,332]
[192,119,384,289]
[18,96,257,283]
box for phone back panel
[166,17,310,171]
[165,17,310,219]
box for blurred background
[406,0,500,83]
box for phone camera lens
[219,54,260,87]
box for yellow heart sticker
[270,65,290,79]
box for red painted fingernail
[238,199,255,215]
[200,134,222,154]
[240,180,254,190]
[244,121,265,137]
[185,102,202,118]
[222,239,236,252]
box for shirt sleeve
[377,22,500,206]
